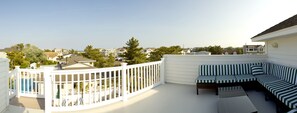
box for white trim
[252,25,297,42]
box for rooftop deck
[6,83,276,113]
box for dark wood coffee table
[218,86,257,113]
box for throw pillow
[251,65,264,76]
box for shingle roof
[44,52,59,58]
[60,55,95,66]
[252,14,297,38]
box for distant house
[181,48,191,55]
[62,54,72,59]
[53,48,68,56]
[143,48,155,58]
[252,14,297,67]
[44,52,59,61]
[190,51,211,55]
[242,45,265,54]
[58,55,96,70]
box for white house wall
[266,34,297,68]
[164,55,268,85]
[0,58,9,113]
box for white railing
[8,60,164,113]
[50,66,124,111]
[126,61,162,98]
[8,70,17,99]
[17,68,45,98]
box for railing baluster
[118,70,121,97]
[71,74,74,106]
[65,74,68,107]
[59,74,62,107]
[113,70,116,99]
[99,72,102,102]
[78,74,81,105]
[127,68,130,93]
[83,73,86,105]
[94,73,97,103]
[104,71,107,101]
[109,71,111,100]
[137,67,140,91]
[89,73,91,104]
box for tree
[149,46,183,61]
[6,51,30,69]
[44,49,53,52]
[22,44,47,64]
[122,37,147,64]
[69,49,79,54]
[82,45,106,68]
[105,53,115,67]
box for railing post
[44,67,54,113]
[160,58,165,84]
[121,63,128,101]
[15,66,20,98]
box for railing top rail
[126,61,162,69]
[51,66,123,74]
[164,54,268,57]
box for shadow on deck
[10,97,45,110]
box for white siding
[266,34,297,68]
[0,58,9,113]
[164,55,267,85]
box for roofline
[252,25,297,42]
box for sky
[0,0,297,50]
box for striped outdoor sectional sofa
[196,62,261,94]
[256,63,297,111]
[196,62,297,112]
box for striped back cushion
[216,63,262,76]
[251,65,264,76]
[217,64,235,76]
[272,64,287,79]
[199,65,217,76]
[235,63,249,75]
[284,67,297,85]
[262,62,270,74]
[270,63,297,85]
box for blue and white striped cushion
[265,80,295,96]
[251,65,264,76]
[196,76,216,83]
[287,108,297,113]
[277,87,297,109]
[216,75,236,84]
[283,68,297,85]
[235,75,256,82]
[199,65,217,76]
[262,63,270,75]
[256,75,280,86]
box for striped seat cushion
[196,76,216,83]
[265,80,295,96]
[256,75,280,86]
[277,87,297,109]
[235,75,256,82]
[216,75,236,84]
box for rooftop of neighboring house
[59,55,95,66]
[44,52,59,58]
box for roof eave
[252,25,297,42]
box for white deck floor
[59,83,276,113]
[6,83,277,113]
